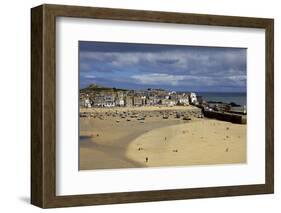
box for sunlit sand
[79,106,246,170]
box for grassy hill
[80,84,128,93]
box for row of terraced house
[80,89,198,108]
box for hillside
[80,84,128,93]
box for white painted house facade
[189,92,198,105]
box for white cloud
[130,72,246,87]
[131,73,185,86]
[80,50,220,68]
[131,73,218,86]
[83,74,96,79]
[224,75,246,86]
[226,75,246,81]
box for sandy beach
[79,106,246,170]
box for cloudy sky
[79,41,246,92]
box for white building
[104,96,115,107]
[162,99,176,106]
[178,97,189,105]
[80,98,91,108]
[115,98,125,107]
[168,100,176,107]
[189,92,198,105]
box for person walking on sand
[145,157,148,163]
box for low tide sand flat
[79,106,246,170]
[126,120,246,167]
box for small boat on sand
[183,116,191,120]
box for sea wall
[203,110,246,124]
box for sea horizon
[197,91,246,106]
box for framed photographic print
[31,4,274,208]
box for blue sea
[197,92,247,106]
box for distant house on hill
[141,96,147,105]
[116,91,124,98]
[115,97,125,107]
[161,99,176,106]
[92,95,104,107]
[91,95,115,107]
[80,94,91,108]
[189,92,198,105]
[146,98,153,105]
[104,95,115,107]
[80,98,91,108]
[125,96,133,107]
[133,96,142,106]
[178,94,189,105]
[147,96,160,105]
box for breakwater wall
[203,110,246,124]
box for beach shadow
[79,119,186,170]
[18,196,30,204]
[80,140,145,169]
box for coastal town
[80,84,199,108]
[79,84,246,124]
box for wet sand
[79,106,246,170]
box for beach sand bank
[126,120,246,167]
[79,106,246,170]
